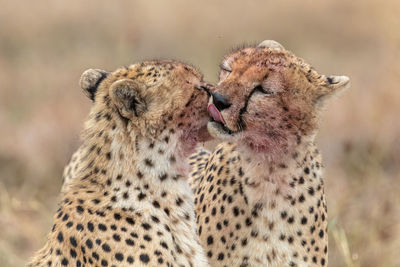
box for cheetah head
[79,61,212,154]
[208,40,350,156]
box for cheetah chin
[207,103,238,138]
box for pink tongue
[208,104,226,124]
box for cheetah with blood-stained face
[29,60,212,267]
[190,40,350,266]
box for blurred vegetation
[0,0,399,266]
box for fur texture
[30,60,212,267]
[190,41,349,267]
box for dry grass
[0,0,399,266]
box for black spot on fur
[140,253,150,263]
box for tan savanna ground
[0,1,399,266]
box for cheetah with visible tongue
[190,40,350,267]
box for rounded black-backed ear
[324,75,350,89]
[257,40,285,50]
[79,69,109,101]
[314,75,350,106]
[110,79,147,119]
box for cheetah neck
[236,139,323,206]
[234,141,328,265]
[67,110,194,210]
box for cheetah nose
[211,92,231,111]
[208,103,226,124]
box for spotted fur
[190,41,350,267]
[29,60,212,267]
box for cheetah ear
[257,40,285,50]
[315,75,350,105]
[110,79,147,119]
[79,69,109,101]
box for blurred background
[0,0,399,266]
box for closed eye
[219,65,232,81]
[254,85,276,96]
[219,64,232,73]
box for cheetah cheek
[197,124,212,142]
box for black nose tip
[211,92,231,111]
